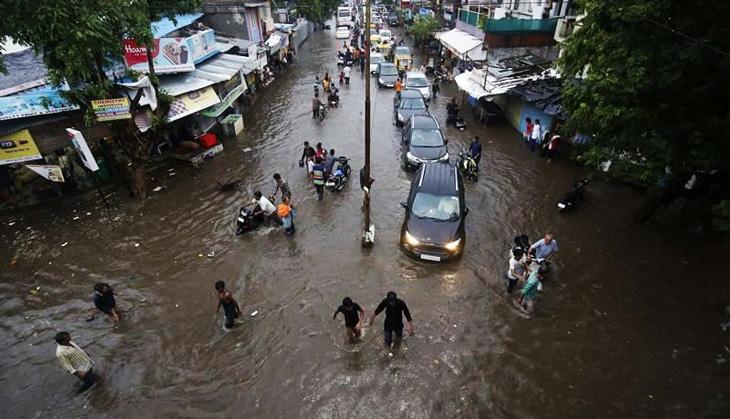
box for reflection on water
[0,27,728,419]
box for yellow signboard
[0,129,42,165]
[91,98,132,121]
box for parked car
[403,71,431,100]
[335,26,351,39]
[400,162,467,262]
[393,89,429,126]
[401,115,448,169]
[369,53,386,74]
[388,13,399,26]
[375,62,399,88]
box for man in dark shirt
[369,291,414,348]
[333,297,365,343]
[91,282,119,322]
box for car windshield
[412,193,460,221]
[371,56,384,64]
[407,77,428,88]
[399,98,426,110]
[380,31,391,38]
[411,129,444,147]
[380,65,398,76]
[395,47,410,55]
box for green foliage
[296,0,340,24]
[558,0,730,181]
[410,16,439,43]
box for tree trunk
[131,163,146,200]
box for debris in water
[73,216,80,220]
[169,172,176,176]
[8,221,16,226]
[388,352,394,357]
[250,310,259,317]
[86,212,91,216]
[243,147,252,152]
[139,297,147,302]
[197,253,204,258]
[10,256,18,267]
[152,186,164,192]
[61,242,69,247]
[175,304,180,308]
[134,243,140,248]
[207,251,215,258]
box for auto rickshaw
[376,40,392,58]
[394,46,413,72]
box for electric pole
[361,0,375,247]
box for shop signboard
[123,38,196,74]
[0,129,42,165]
[166,86,221,122]
[26,164,65,182]
[66,128,99,172]
[91,98,132,121]
[202,71,248,118]
[187,30,218,64]
[0,90,80,121]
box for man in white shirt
[343,65,351,84]
[506,248,527,294]
[530,119,542,152]
[253,191,281,226]
[55,331,97,391]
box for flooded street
[1,27,729,418]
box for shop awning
[151,13,204,37]
[437,28,486,61]
[455,71,489,99]
[159,73,215,96]
[166,86,220,122]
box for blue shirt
[469,141,482,159]
[530,238,558,259]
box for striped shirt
[56,342,93,374]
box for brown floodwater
[1,27,728,419]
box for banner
[123,38,195,74]
[166,87,220,122]
[91,98,132,121]
[26,164,65,182]
[187,30,217,64]
[0,129,42,165]
[202,71,247,117]
[0,90,80,121]
[66,128,99,172]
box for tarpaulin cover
[151,14,204,37]
[0,48,48,96]
[437,29,486,61]
[508,78,563,117]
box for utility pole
[361,0,375,247]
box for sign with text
[91,98,132,121]
[0,129,42,165]
[123,38,195,74]
[166,87,220,122]
[26,164,65,182]
[66,128,99,172]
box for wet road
[1,26,729,418]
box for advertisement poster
[0,129,42,165]
[0,90,80,121]
[202,71,247,118]
[66,128,99,172]
[187,30,217,64]
[166,87,220,122]
[123,38,195,74]
[91,98,132,121]
[26,164,65,182]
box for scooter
[557,179,589,212]
[235,205,265,235]
[326,157,352,192]
[318,102,328,120]
[446,112,466,130]
[433,68,448,83]
[458,148,478,182]
[328,89,340,108]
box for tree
[558,0,730,183]
[296,0,340,26]
[410,16,439,45]
[0,0,202,199]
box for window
[412,193,460,221]
[410,130,445,147]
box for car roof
[401,89,423,98]
[416,163,459,195]
[371,52,384,57]
[410,114,439,129]
[379,62,396,68]
[406,71,427,79]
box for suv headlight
[406,152,420,163]
[397,112,405,122]
[404,230,420,246]
[439,153,449,161]
[379,77,384,84]
[444,238,461,251]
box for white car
[335,26,351,39]
[369,53,385,74]
[404,71,431,100]
[378,29,392,42]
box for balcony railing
[484,18,558,34]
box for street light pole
[362,1,375,247]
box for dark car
[375,62,399,88]
[402,115,448,170]
[400,162,467,262]
[393,89,428,127]
[388,13,399,26]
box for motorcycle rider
[324,149,337,177]
[469,136,482,169]
[300,141,315,166]
[252,191,281,226]
[328,87,340,107]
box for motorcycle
[446,110,466,131]
[458,148,478,182]
[235,205,265,235]
[325,157,352,192]
[318,102,328,120]
[337,52,354,67]
[557,179,589,212]
[512,234,550,277]
[328,89,340,108]
[433,68,448,83]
